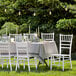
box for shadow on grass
[16,65,50,73]
[0,64,50,73]
[0,64,72,73]
[51,66,72,72]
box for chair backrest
[9,34,16,42]
[0,42,10,56]
[1,34,9,42]
[41,33,54,41]
[29,33,38,41]
[23,33,38,41]
[15,34,23,42]
[59,34,73,55]
[23,33,29,41]
[16,41,29,56]
[9,34,23,42]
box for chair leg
[23,60,25,69]
[70,57,72,69]
[50,56,52,70]
[35,57,37,70]
[2,64,3,69]
[27,57,30,72]
[9,58,12,71]
[1,59,3,69]
[18,63,20,68]
[47,58,49,66]
[62,56,64,71]
[16,58,18,71]
[7,63,8,69]
[53,56,55,65]
[7,59,8,69]
[15,63,17,71]
[14,57,15,65]
[23,64,25,69]
[10,63,12,71]
[17,59,20,69]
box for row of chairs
[0,33,54,71]
[0,41,38,71]
[0,33,38,42]
[0,33,73,71]
[41,33,73,71]
[0,33,54,42]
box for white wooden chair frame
[9,34,23,42]
[23,33,38,41]
[15,34,23,42]
[41,33,54,41]
[1,34,9,42]
[9,34,23,67]
[41,33,54,66]
[23,33,29,41]
[15,41,37,71]
[50,34,73,71]
[0,42,12,71]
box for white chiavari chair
[9,34,22,68]
[41,33,54,41]
[15,34,23,42]
[23,33,29,41]
[15,41,38,71]
[9,34,23,42]
[2,34,9,42]
[0,42,12,71]
[23,33,39,42]
[41,33,54,66]
[50,34,73,71]
[9,34,15,42]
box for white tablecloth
[30,41,58,58]
[9,41,58,58]
[10,42,16,54]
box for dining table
[9,41,58,66]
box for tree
[20,23,28,33]
[60,0,76,18]
[0,22,19,35]
[0,0,76,33]
[56,18,76,34]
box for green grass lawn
[0,60,76,76]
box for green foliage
[0,17,7,28]
[60,0,76,18]
[27,16,40,32]
[0,17,6,22]
[0,0,76,34]
[0,22,19,35]
[20,23,28,33]
[56,19,76,29]
[56,19,76,33]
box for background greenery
[0,0,76,34]
[0,0,76,53]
